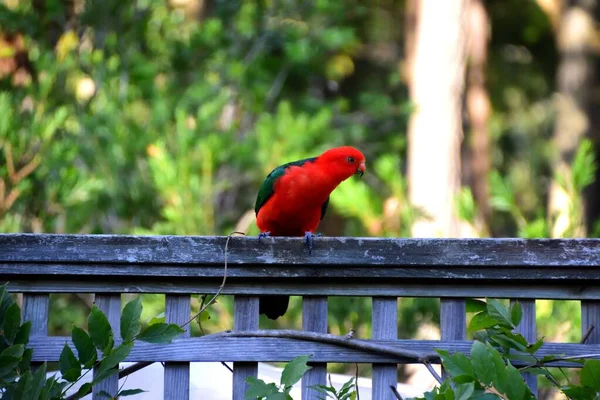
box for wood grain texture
[27,336,598,367]
[2,234,599,267]
[372,297,398,400]
[512,299,537,394]
[164,295,190,400]
[440,299,466,379]
[301,296,328,400]
[93,294,121,400]
[233,296,259,400]
[582,301,600,344]
[7,280,600,300]
[22,294,49,369]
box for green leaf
[13,369,32,399]
[14,321,32,346]
[466,299,488,313]
[22,362,46,400]
[72,326,98,368]
[486,299,513,328]
[468,312,499,333]
[470,341,496,385]
[581,359,600,390]
[266,393,289,400]
[4,303,21,343]
[280,355,312,387]
[19,348,33,372]
[121,296,143,342]
[1,344,24,358]
[97,390,114,398]
[511,301,522,327]
[504,363,528,400]
[437,349,474,378]
[244,376,280,399]
[561,384,597,400]
[88,305,114,354]
[137,323,185,344]
[118,388,147,397]
[59,343,82,382]
[72,382,93,399]
[97,342,133,377]
[454,382,474,400]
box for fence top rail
[2,234,600,266]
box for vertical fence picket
[372,297,398,400]
[164,295,191,400]
[301,296,328,400]
[440,298,466,379]
[582,301,600,344]
[232,296,259,400]
[93,294,121,400]
[23,293,49,369]
[511,299,537,395]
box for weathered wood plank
[582,301,600,344]
[372,297,398,400]
[440,299,466,379]
[233,296,259,400]
[5,262,600,281]
[23,293,49,369]
[512,299,537,394]
[2,234,600,267]
[164,295,190,400]
[27,336,600,367]
[301,296,328,400]
[8,280,600,300]
[93,294,121,400]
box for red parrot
[254,146,366,319]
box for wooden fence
[2,234,600,399]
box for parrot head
[318,146,366,181]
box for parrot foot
[258,232,271,242]
[304,231,317,255]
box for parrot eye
[347,156,355,163]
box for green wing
[320,196,329,220]
[255,157,319,215]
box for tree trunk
[549,0,600,237]
[464,0,492,235]
[407,0,468,238]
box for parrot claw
[258,232,271,242]
[304,231,317,255]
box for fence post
[93,294,121,400]
[22,293,49,370]
[164,295,191,399]
[372,297,398,399]
[440,298,466,380]
[302,296,328,400]
[232,296,259,400]
[511,299,537,395]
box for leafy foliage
[413,299,600,400]
[0,284,184,399]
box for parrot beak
[356,161,365,177]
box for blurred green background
[1,0,598,394]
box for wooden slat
[582,301,600,344]
[27,336,600,366]
[93,294,121,400]
[440,299,466,379]
[164,295,190,400]
[2,234,600,268]
[232,296,259,400]
[23,293,49,335]
[23,293,49,369]
[512,299,537,395]
[6,262,600,281]
[9,281,600,300]
[372,297,398,400]
[301,296,328,400]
